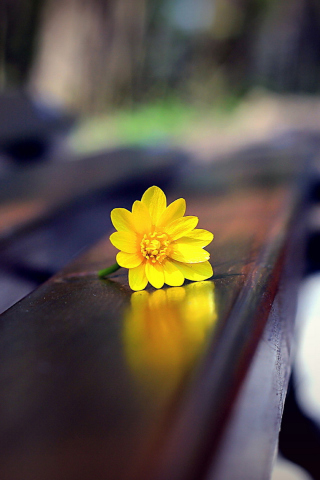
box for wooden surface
[0,147,184,246]
[0,147,185,312]
[207,195,304,480]
[0,143,309,480]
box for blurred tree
[0,0,44,89]
[253,0,320,93]
[29,0,147,112]
[157,0,270,103]
[2,0,320,113]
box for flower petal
[116,251,143,268]
[178,229,214,247]
[173,260,213,281]
[111,208,134,232]
[165,216,198,240]
[141,186,167,225]
[163,259,185,286]
[158,198,186,228]
[131,200,152,234]
[169,244,210,263]
[145,261,165,289]
[129,263,148,291]
[110,231,138,253]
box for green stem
[98,262,121,278]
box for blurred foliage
[70,100,196,150]
[1,0,320,114]
[69,95,242,152]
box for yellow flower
[110,186,214,290]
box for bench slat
[0,147,306,480]
[0,148,184,246]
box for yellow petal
[169,244,210,263]
[173,260,213,281]
[129,263,148,291]
[110,208,134,232]
[116,251,143,268]
[141,186,167,225]
[131,200,152,234]
[110,231,138,253]
[178,229,214,247]
[165,216,198,240]
[163,259,185,286]
[158,198,186,228]
[145,261,165,289]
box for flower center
[140,231,170,264]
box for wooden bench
[0,136,313,480]
[0,147,185,312]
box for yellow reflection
[123,281,217,396]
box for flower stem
[98,262,121,278]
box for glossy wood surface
[207,196,304,480]
[0,145,307,480]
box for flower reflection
[123,281,217,395]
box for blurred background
[1,0,320,154]
[2,1,320,480]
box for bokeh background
[2,0,320,154]
[4,0,320,106]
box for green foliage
[70,96,241,152]
[70,100,196,151]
